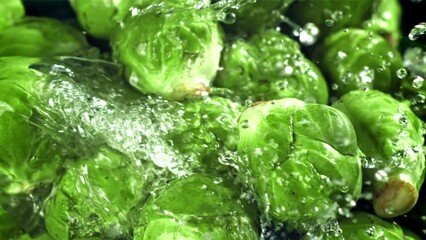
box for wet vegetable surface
[1,0,426,239]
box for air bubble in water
[408,23,426,41]
[413,76,425,89]
[324,19,334,27]
[396,68,408,79]
[299,23,319,46]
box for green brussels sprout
[332,212,417,239]
[0,0,24,32]
[133,174,259,239]
[166,96,241,173]
[332,90,425,218]
[0,17,89,57]
[313,28,405,98]
[69,0,127,39]
[44,147,154,240]
[112,9,223,100]
[215,30,328,103]
[363,0,402,47]
[70,0,211,40]
[223,0,293,35]
[0,57,62,217]
[237,99,363,232]
[286,0,373,39]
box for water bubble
[331,84,339,90]
[221,12,237,24]
[365,226,375,236]
[324,19,334,27]
[244,99,253,108]
[299,23,319,46]
[408,22,426,41]
[337,51,347,60]
[396,68,408,79]
[412,76,425,89]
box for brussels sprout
[166,96,241,173]
[133,174,259,239]
[332,212,417,239]
[70,0,127,39]
[0,58,63,224]
[70,0,210,39]
[333,90,425,218]
[0,0,24,32]
[0,17,89,57]
[313,28,404,98]
[237,99,363,232]
[112,9,223,100]
[215,30,328,103]
[363,0,402,47]
[286,0,373,39]
[222,0,293,35]
[44,147,153,240]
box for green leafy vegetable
[215,30,328,103]
[112,9,223,100]
[0,17,89,57]
[0,0,24,32]
[237,99,363,232]
[133,174,259,239]
[333,90,425,218]
[313,28,404,98]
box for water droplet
[325,19,334,27]
[221,11,236,24]
[244,99,253,108]
[299,23,319,46]
[331,83,339,90]
[408,22,426,41]
[374,169,389,182]
[337,51,347,60]
[396,68,408,79]
[365,226,375,236]
[412,76,425,89]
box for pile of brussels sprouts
[1,0,426,239]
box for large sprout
[333,212,418,239]
[286,0,373,39]
[44,147,154,239]
[222,0,293,35]
[70,0,210,39]
[333,90,425,218]
[237,99,363,233]
[215,30,328,103]
[0,0,24,32]
[112,9,223,100]
[0,17,89,57]
[133,174,259,239]
[362,0,402,47]
[313,28,404,98]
